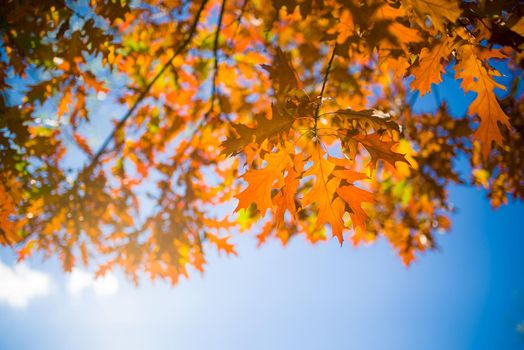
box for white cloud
[0,261,52,309]
[67,268,119,297]
[93,272,118,296]
[67,267,92,296]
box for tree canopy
[0,0,523,284]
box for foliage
[0,0,523,284]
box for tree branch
[78,0,209,180]
[206,0,227,117]
[314,44,337,136]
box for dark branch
[206,0,227,117]
[314,44,337,135]
[78,0,209,180]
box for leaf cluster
[0,0,523,282]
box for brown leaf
[354,133,408,171]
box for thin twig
[197,0,247,48]
[314,44,337,136]
[206,0,227,117]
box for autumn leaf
[353,133,408,171]
[403,0,462,33]
[302,146,346,244]
[17,239,36,261]
[387,22,423,48]
[58,88,72,116]
[335,108,401,133]
[73,132,94,157]
[255,221,274,247]
[273,159,302,225]
[331,9,355,44]
[235,147,291,215]
[0,177,22,245]
[261,47,302,96]
[410,39,451,95]
[454,45,512,159]
[221,106,295,156]
[372,3,406,22]
[1,0,522,281]
[336,185,373,243]
[372,3,423,51]
[95,261,116,279]
[270,0,322,19]
[206,233,238,256]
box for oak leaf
[261,47,302,96]
[206,233,238,256]
[221,105,295,156]
[372,3,423,51]
[454,45,512,159]
[302,146,345,244]
[410,39,451,95]
[332,9,355,44]
[403,0,462,33]
[335,108,401,133]
[235,148,291,215]
[336,185,373,243]
[273,161,301,225]
[354,133,408,171]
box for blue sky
[0,184,523,350]
[1,36,523,349]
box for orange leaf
[302,146,345,244]
[235,148,291,215]
[58,88,72,116]
[207,233,237,256]
[73,132,94,157]
[332,9,355,44]
[336,185,373,242]
[403,0,462,33]
[273,154,304,225]
[454,45,512,159]
[410,39,451,95]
